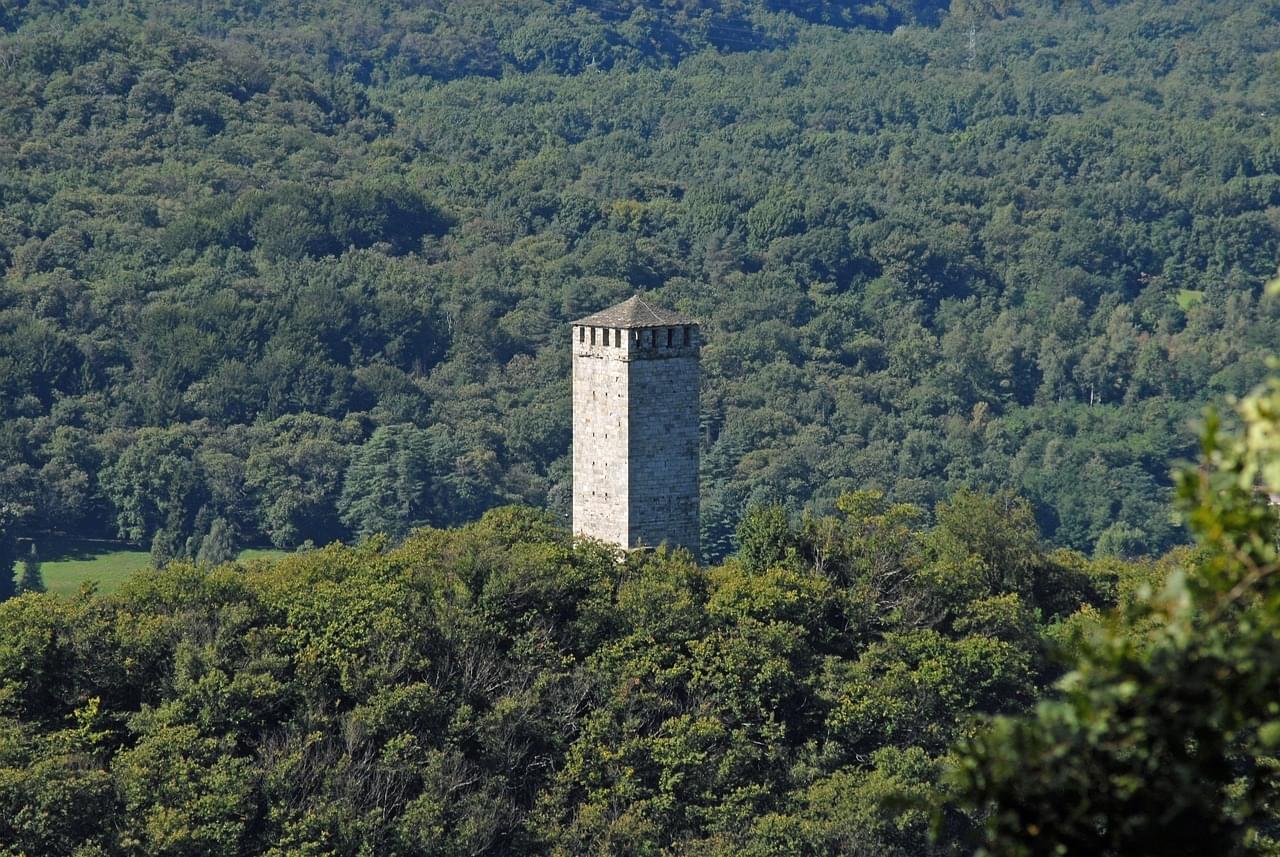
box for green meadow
[14,538,287,597]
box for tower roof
[572,295,695,328]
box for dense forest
[1,0,1278,563]
[4,2,1280,853]
[3,370,1280,854]
[0,493,1084,855]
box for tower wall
[571,321,700,558]
[572,327,630,547]
[628,346,699,555]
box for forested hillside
[2,0,1279,562]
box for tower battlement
[572,322,700,360]
[571,296,700,558]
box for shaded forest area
[2,0,1280,564]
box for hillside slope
[1,0,1278,560]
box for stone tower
[572,296,700,557]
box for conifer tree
[196,518,237,566]
[0,504,16,602]
[149,527,179,569]
[17,544,44,594]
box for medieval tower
[571,295,700,557]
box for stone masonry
[572,296,700,558]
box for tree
[736,504,796,573]
[0,503,17,601]
[338,424,433,540]
[17,543,44,594]
[950,363,1280,855]
[196,518,237,566]
[99,427,208,546]
[245,415,357,548]
[149,526,180,569]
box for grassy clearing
[22,538,149,597]
[14,537,291,597]
[1176,288,1206,311]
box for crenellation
[572,322,700,363]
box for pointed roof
[572,295,695,328]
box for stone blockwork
[627,350,700,552]
[571,297,700,558]
[571,331,630,547]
